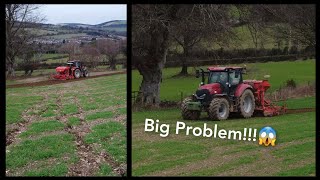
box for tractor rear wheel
[208,98,230,120]
[83,70,89,77]
[239,89,255,118]
[74,69,81,79]
[181,96,200,120]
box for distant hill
[56,20,126,30]
[95,20,127,27]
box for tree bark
[134,24,170,107]
[6,61,15,77]
[179,46,189,76]
[135,56,166,107]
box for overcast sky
[38,4,127,25]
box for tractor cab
[196,67,245,96]
[67,60,82,68]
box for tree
[18,43,41,76]
[96,39,121,70]
[119,38,127,68]
[236,5,272,51]
[81,44,100,69]
[263,4,315,47]
[132,4,234,107]
[171,5,232,76]
[5,4,43,77]
[58,41,80,61]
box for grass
[20,120,65,137]
[41,102,58,118]
[62,104,78,115]
[276,163,315,176]
[6,74,126,176]
[132,95,315,176]
[6,134,76,169]
[275,96,315,109]
[6,95,43,124]
[68,117,81,126]
[132,59,315,102]
[96,164,116,176]
[85,121,126,163]
[23,163,69,176]
[85,111,114,121]
[13,68,56,77]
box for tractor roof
[67,60,80,63]
[207,67,243,71]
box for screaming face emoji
[259,127,276,147]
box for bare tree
[96,39,121,70]
[236,5,271,51]
[18,42,42,76]
[58,41,80,61]
[81,44,100,69]
[5,4,43,77]
[119,38,127,68]
[171,5,232,76]
[133,4,234,107]
[263,4,315,47]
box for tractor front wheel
[239,89,255,118]
[181,96,200,120]
[74,69,81,79]
[208,98,230,120]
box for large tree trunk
[135,55,166,107]
[134,24,170,107]
[6,62,15,77]
[179,46,189,76]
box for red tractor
[52,60,89,80]
[181,67,286,120]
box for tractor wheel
[83,70,89,77]
[208,98,230,120]
[181,96,200,120]
[74,69,81,79]
[239,89,255,118]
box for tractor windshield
[208,71,228,84]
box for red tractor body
[243,80,286,116]
[181,66,286,120]
[52,61,89,80]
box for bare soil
[6,70,126,89]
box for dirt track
[6,70,126,89]
[285,108,315,114]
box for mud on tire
[208,97,230,120]
[239,89,255,118]
[181,96,200,120]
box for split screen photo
[5,3,316,177]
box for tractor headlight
[214,90,217,93]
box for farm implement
[52,60,89,80]
[181,66,287,120]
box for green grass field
[6,74,127,176]
[132,59,315,102]
[132,97,316,176]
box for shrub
[286,79,297,88]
